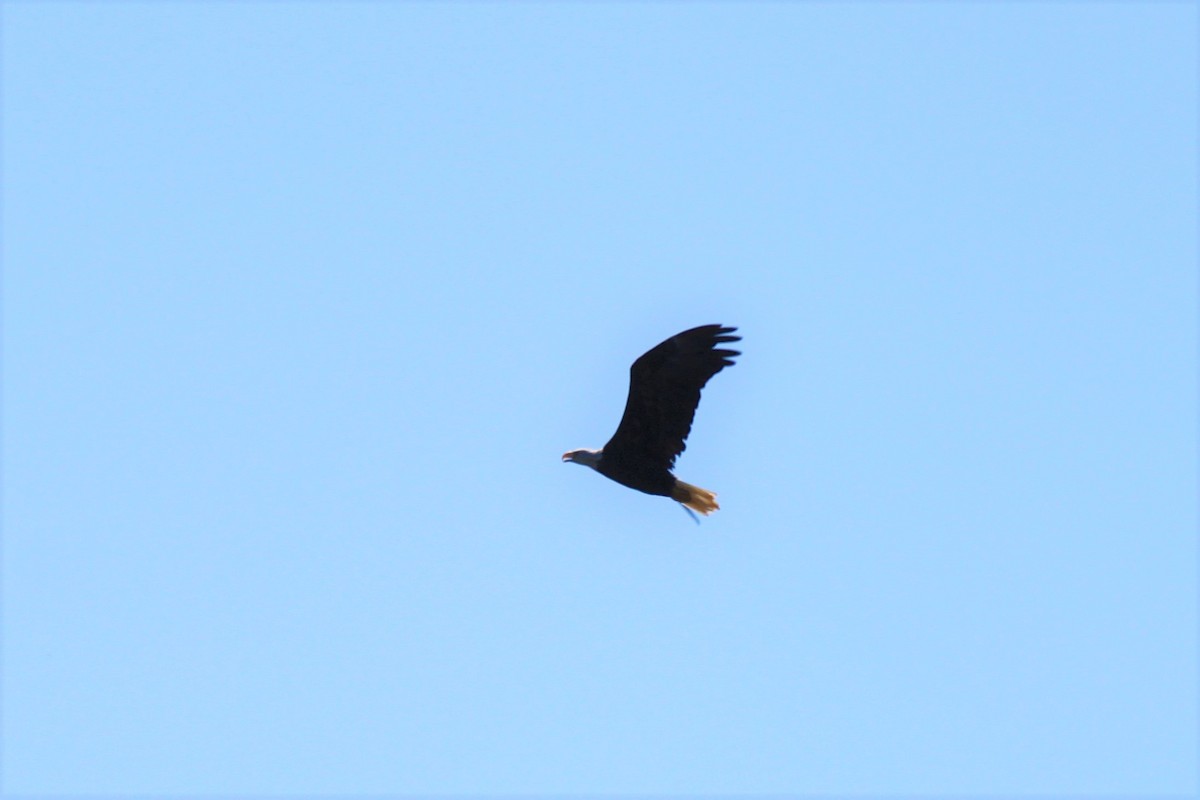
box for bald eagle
[562,324,740,516]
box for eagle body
[562,324,740,515]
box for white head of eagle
[561,448,603,469]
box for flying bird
[562,324,740,516]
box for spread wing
[603,324,740,470]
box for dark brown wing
[603,324,740,471]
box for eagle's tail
[671,479,720,516]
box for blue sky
[2,2,1196,796]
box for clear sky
[2,2,1196,796]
